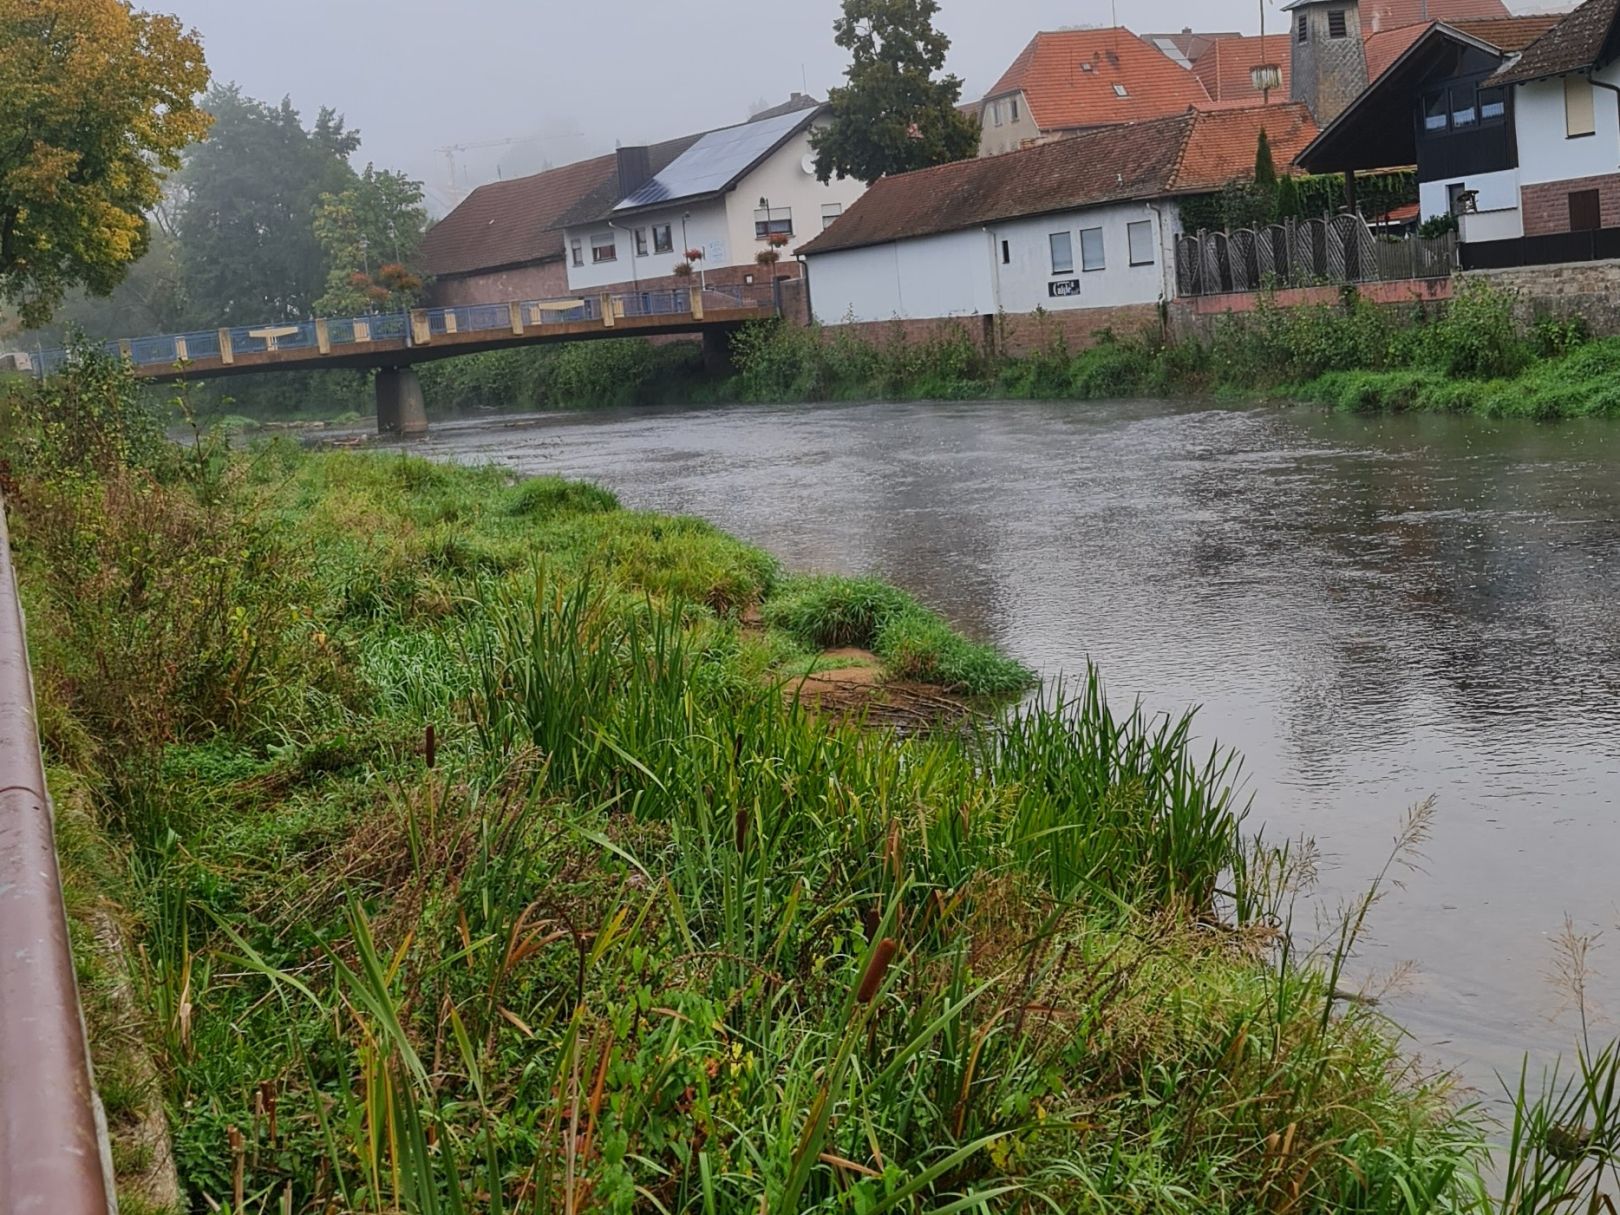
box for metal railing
[0,496,115,1214]
[1175,215,1459,297]
[22,286,771,378]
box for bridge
[20,285,775,434]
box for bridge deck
[24,288,773,383]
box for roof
[798,104,1318,257]
[610,106,823,217]
[1365,22,1435,78]
[420,154,617,277]
[549,133,704,230]
[1192,34,1293,101]
[748,92,822,123]
[1363,15,1561,78]
[986,29,1213,130]
[1144,30,1240,68]
[1361,0,1514,33]
[1489,0,1620,84]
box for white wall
[979,91,1039,157]
[807,230,994,323]
[987,201,1174,313]
[1516,65,1620,187]
[724,125,868,268]
[1419,168,1523,238]
[805,199,1177,324]
[563,200,730,292]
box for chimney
[616,145,652,199]
[1287,0,1369,124]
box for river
[394,397,1620,1096]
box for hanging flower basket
[672,261,694,277]
[685,247,705,262]
[755,248,781,268]
[767,233,791,249]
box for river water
[397,397,1620,1095]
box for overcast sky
[158,0,1555,213]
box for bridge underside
[129,309,759,385]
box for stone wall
[1463,259,1620,334]
[810,304,1165,358]
[1520,174,1620,236]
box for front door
[1569,188,1602,232]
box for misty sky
[159,0,1560,214]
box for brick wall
[1520,174,1620,236]
[430,260,569,307]
[1463,259,1620,335]
[810,303,1165,358]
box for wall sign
[1049,279,1081,298]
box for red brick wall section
[429,260,571,307]
[1521,175,1620,237]
[811,304,1166,358]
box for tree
[1254,130,1277,189]
[0,0,210,326]
[174,86,360,326]
[1275,174,1301,221]
[312,166,427,316]
[810,0,980,184]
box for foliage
[1420,212,1461,239]
[810,0,981,184]
[1255,129,1277,188]
[174,86,366,326]
[1182,168,1418,233]
[0,0,211,325]
[311,164,428,316]
[1276,173,1302,221]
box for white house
[555,103,867,294]
[798,104,1319,325]
[1489,0,1620,236]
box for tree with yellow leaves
[0,0,210,326]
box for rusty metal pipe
[0,495,115,1214]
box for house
[1487,0,1620,235]
[1296,11,1562,238]
[553,103,866,297]
[798,105,1318,332]
[976,29,1214,156]
[420,94,861,306]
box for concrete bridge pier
[376,366,428,436]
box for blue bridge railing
[17,286,768,377]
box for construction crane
[437,130,584,204]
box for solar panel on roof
[614,108,812,212]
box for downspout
[983,226,1005,357]
[1146,200,1174,344]
[609,219,639,291]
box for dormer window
[1327,10,1348,38]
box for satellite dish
[801,152,817,176]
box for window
[570,238,584,268]
[992,100,1003,126]
[590,232,617,263]
[1327,9,1348,38]
[821,203,844,230]
[652,223,673,254]
[1127,220,1155,266]
[1113,83,1129,98]
[1570,188,1602,231]
[1049,231,1074,275]
[1297,13,1309,42]
[1001,239,1011,265]
[754,206,794,239]
[1080,226,1106,272]
[1423,91,1449,132]
[1479,87,1506,121]
[1009,96,1020,122]
[634,228,648,257]
[1447,182,1469,216]
[1451,86,1478,128]
[1567,76,1596,138]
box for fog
[150,0,1553,214]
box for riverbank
[6,356,1609,1212]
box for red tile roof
[987,28,1212,130]
[1364,23,1433,79]
[1361,0,1513,33]
[421,156,616,277]
[1192,34,1293,101]
[799,104,1318,257]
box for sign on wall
[1049,279,1081,298]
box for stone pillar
[376,366,428,436]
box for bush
[1417,277,1527,379]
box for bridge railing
[22,284,772,377]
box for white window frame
[1080,227,1106,272]
[1049,231,1074,275]
[754,206,794,239]
[992,100,1003,127]
[570,238,583,268]
[634,228,649,257]
[1127,220,1155,267]
[652,223,674,254]
[1009,96,1020,123]
[590,232,617,264]
[820,203,843,230]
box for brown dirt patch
[786,649,976,734]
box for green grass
[8,352,1613,1213]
